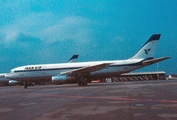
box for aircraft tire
[78,82,82,86]
[24,85,28,89]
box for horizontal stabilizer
[142,56,171,66]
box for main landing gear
[24,81,33,89]
[24,82,28,89]
[78,77,88,86]
[24,84,28,89]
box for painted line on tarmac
[30,93,177,104]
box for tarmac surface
[0,80,177,120]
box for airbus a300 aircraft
[5,34,170,88]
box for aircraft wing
[60,63,111,75]
[142,56,171,66]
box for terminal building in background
[104,71,166,82]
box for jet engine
[9,80,18,85]
[52,75,75,84]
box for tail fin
[130,34,161,59]
[68,55,79,63]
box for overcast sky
[0,0,176,74]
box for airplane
[5,34,170,88]
[0,55,79,86]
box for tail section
[130,34,161,59]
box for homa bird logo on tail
[144,48,151,55]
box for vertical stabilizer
[130,34,161,59]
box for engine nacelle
[9,80,18,85]
[52,75,75,84]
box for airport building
[105,71,166,82]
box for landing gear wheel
[85,82,88,86]
[78,82,82,86]
[78,78,88,86]
[24,82,28,89]
[24,85,28,89]
[83,79,88,86]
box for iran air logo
[144,48,151,55]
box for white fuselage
[5,59,144,82]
